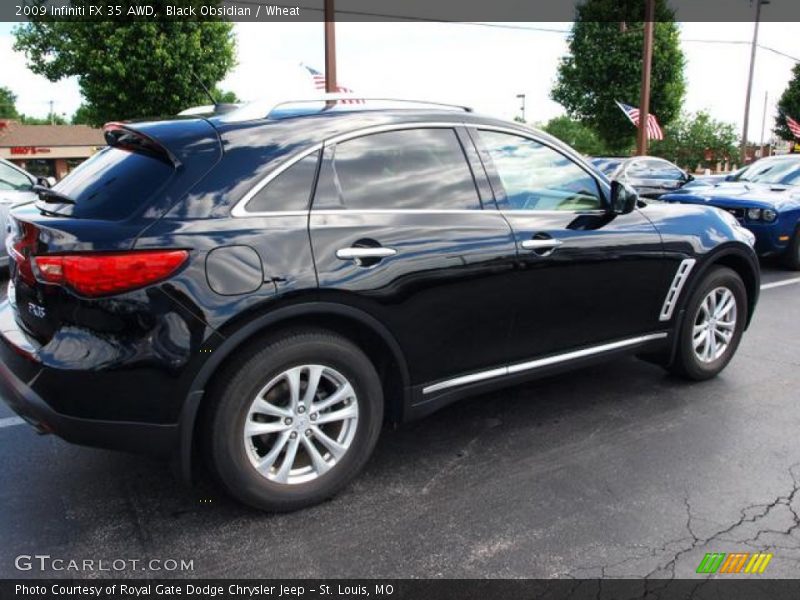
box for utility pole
[741,0,768,164]
[49,100,54,125]
[636,0,655,156]
[516,93,526,122]
[759,90,769,158]
[324,0,337,94]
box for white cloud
[0,34,82,120]
[2,20,798,143]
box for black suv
[0,99,759,511]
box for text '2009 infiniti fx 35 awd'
[0,97,759,511]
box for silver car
[0,158,45,269]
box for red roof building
[0,119,105,180]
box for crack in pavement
[563,463,800,594]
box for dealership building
[0,119,104,180]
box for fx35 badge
[27,302,46,319]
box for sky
[0,20,798,143]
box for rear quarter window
[52,147,174,220]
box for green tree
[540,115,608,155]
[19,113,69,125]
[552,0,685,153]
[775,62,800,142]
[0,87,20,119]
[71,104,93,125]
[13,19,236,126]
[650,111,738,170]
[213,88,239,104]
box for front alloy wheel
[670,266,746,381]
[691,287,737,364]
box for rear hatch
[5,119,221,344]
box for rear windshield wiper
[33,185,76,205]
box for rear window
[50,147,173,219]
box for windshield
[738,158,800,185]
[591,158,622,176]
[0,161,34,191]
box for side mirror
[35,176,52,188]
[609,180,638,215]
[685,173,695,182]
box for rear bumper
[0,353,177,455]
[0,302,178,456]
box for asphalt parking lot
[1,265,800,580]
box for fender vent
[659,258,697,321]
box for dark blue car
[661,154,800,269]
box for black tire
[208,329,383,512]
[782,227,800,271]
[669,266,747,381]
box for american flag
[616,101,664,141]
[786,114,800,139]
[304,65,364,104]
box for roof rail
[218,93,473,123]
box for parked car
[0,158,49,270]
[661,154,800,269]
[682,166,747,190]
[0,98,759,511]
[591,156,694,199]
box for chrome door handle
[336,247,397,260]
[520,239,563,251]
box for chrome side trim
[422,333,669,395]
[659,259,697,321]
[422,367,508,395]
[322,122,464,146]
[506,333,668,375]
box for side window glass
[479,130,602,211]
[625,161,650,178]
[648,160,684,181]
[245,150,320,213]
[0,163,33,191]
[325,128,481,211]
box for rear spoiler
[103,122,182,168]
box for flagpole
[324,0,337,94]
[636,0,655,156]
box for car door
[470,127,671,365]
[308,125,519,388]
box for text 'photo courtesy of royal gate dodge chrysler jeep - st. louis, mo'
[0,96,759,511]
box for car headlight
[747,208,762,221]
[762,208,777,222]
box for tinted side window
[647,160,684,181]
[327,128,481,210]
[246,150,320,213]
[479,130,602,211]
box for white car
[0,158,50,270]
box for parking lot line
[0,416,24,429]
[761,277,800,290]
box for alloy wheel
[243,365,359,484]
[692,286,737,363]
